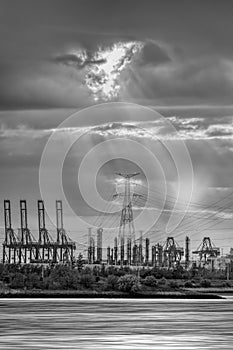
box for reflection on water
[0,297,233,349]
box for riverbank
[1,263,231,299]
[185,287,233,294]
[0,289,224,299]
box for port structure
[113,172,140,265]
[37,199,55,263]
[87,227,95,264]
[19,200,38,263]
[96,227,103,263]
[151,243,163,267]
[55,200,76,263]
[3,199,39,264]
[3,200,20,263]
[193,237,220,264]
[2,199,76,265]
[162,237,184,268]
[185,236,190,269]
[2,199,224,270]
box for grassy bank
[0,288,223,299]
[0,263,231,299]
[184,287,233,294]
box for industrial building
[1,172,232,271]
[2,199,76,264]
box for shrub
[143,275,158,287]
[105,266,117,277]
[9,273,25,289]
[76,253,85,272]
[95,276,100,282]
[162,269,173,279]
[139,268,151,279]
[106,275,119,290]
[79,274,95,288]
[158,277,167,285]
[82,266,92,274]
[218,281,231,288]
[225,281,232,288]
[43,278,62,290]
[0,264,5,279]
[151,268,164,279]
[200,279,211,288]
[172,267,184,280]
[96,279,107,292]
[184,280,194,288]
[48,265,79,289]
[117,274,141,294]
[168,280,180,289]
[100,264,107,277]
[0,281,6,290]
[115,268,127,277]
[25,273,41,289]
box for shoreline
[184,287,233,294]
[0,290,224,299]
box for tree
[143,275,158,287]
[10,273,25,289]
[200,279,211,288]
[47,265,79,290]
[117,274,141,294]
[184,280,194,288]
[76,253,85,272]
[106,275,119,290]
[25,273,41,289]
[0,264,5,279]
[79,274,95,288]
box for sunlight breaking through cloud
[85,41,143,101]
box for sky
[1,0,233,255]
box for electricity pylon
[114,172,140,265]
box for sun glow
[84,41,142,101]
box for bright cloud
[83,41,143,101]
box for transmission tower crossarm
[116,172,140,179]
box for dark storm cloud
[0,60,92,110]
[137,41,171,66]
[126,57,233,105]
[1,0,233,109]
[53,53,106,69]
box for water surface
[0,297,233,349]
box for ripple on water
[0,298,233,349]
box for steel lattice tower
[115,172,139,265]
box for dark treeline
[0,254,232,293]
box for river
[0,297,233,349]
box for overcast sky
[1,0,233,253]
